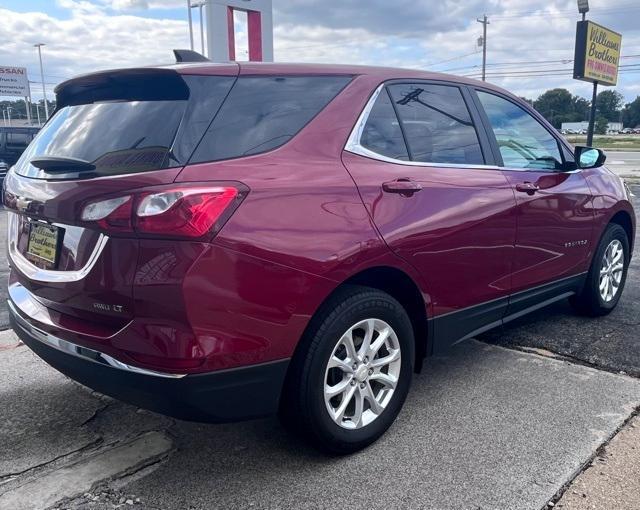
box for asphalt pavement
[0,186,638,510]
[605,150,640,180]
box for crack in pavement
[0,431,174,510]
[0,437,105,486]
[543,404,640,510]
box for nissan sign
[0,66,30,97]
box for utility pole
[34,43,49,120]
[477,15,489,81]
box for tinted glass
[360,88,409,161]
[7,133,33,148]
[15,75,234,180]
[477,91,563,170]
[192,75,351,162]
[388,83,484,165]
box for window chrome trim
[344,82,499,170]
[8,299,187,379]
[7,212,109,283]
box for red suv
[4,59,635,453]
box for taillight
[81,184,246,239]
[136,187,238,237]
[81,196,133,233]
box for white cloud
[1,0,639,103]
[109,0,150,9]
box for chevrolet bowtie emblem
[15,197,33,212]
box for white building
[561,121,623,133]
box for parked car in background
[0,159,8,184]
[0,127,39,167]
[4,59,636,454]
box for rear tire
[570,223,630,316]
[279,285,414,454]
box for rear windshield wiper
[30,156,96,172]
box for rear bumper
[9,300,289,423]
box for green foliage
[596,90,624,122]
[621,97,640,129]
[0,98,56,122]
[532,88,593,128]
[595,116,609,135]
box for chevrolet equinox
[5,57,635,454]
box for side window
[360,88,409,161]
[192,75,351,163]
[387,83,484,165]
[477,91,564,171]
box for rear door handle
[515,182,539,195]
[382,179,422,195]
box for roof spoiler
[173,49,210,63]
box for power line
[489,3,640,20]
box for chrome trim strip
[7,212,109,283]
[344,82,500,170]
[8,299,187,379]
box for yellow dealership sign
[573,20,622,86]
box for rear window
[191,75,351,163]
[14,74,235,179]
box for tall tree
[572,96,590,120]
[596,90,624,122]
[621,96,640,128]
[533,88,575,128]
[595,116,609,135]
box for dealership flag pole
[34,43,49,120]
[25,95,31,125]
[187,0,194,50]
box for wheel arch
[609,209,635,254]
[292,266,430,374]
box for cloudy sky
[1,0,639,104]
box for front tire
[280,285,415,454]
[570,223,630,316]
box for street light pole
[187,0,194,50]
[476,15,489,81]
[34,43,49,120]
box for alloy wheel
[599,239,624,303]
[323,318,401,430]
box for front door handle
[382,179,422,196]
[515,182,539,195]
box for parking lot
[0,184,638,510]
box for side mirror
[575,146,606,169]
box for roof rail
[173,49,210,63]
